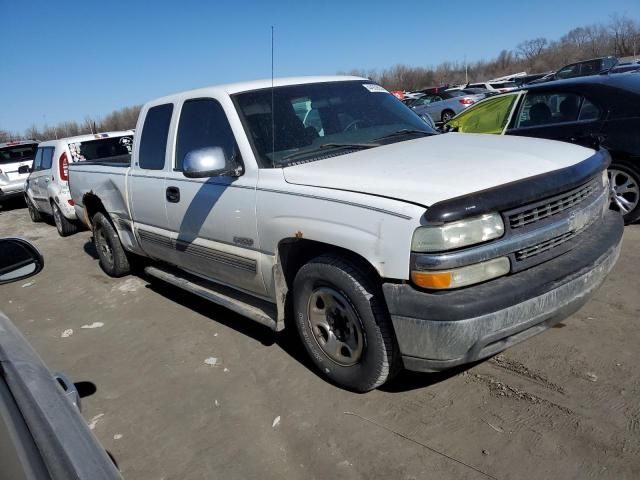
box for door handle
[166,186,180,203]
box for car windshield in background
[68,135,133,164]
[233,81,435,167]
[0,145,37,165]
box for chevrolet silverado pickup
[68,76,622,392]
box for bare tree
[516,38,548,61]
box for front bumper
[383,211,623,373]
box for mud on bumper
[382,211,624,373]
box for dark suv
[532,57,619,84]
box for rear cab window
[138,104,174,170]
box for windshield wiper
[375,129,434,141]
[279,142,379,163]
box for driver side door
[163,97,266,297]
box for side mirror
[419,113,436,130]
[182,147,242,179]
[0,238,44,285]
[18,165,31,174]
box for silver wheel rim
[53,205,62,230]
[96,228,114,265]
[307,287,364,366]
[608,168,639,215]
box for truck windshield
[233,81,436,167]
[68,135,133,164]
[0,144,37,165]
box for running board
[144,265,277,331]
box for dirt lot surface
[1,200,639,480]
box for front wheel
[293,254,399,392]
[93,212,130,277]
[608,163,640,224]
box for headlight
[412,212,505,252]
[411,257,510,290]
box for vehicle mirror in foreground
[183,147,242,178]
[18,165,31,174]
[0,238,44,285]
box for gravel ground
[1,199,639,480]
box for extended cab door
[129,103,174,260]
[163,97,266,297]
[505,90,604,149]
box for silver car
[411,90,485,123]
[0,140,38,204]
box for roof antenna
[271,25,275,167]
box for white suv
[25,131,134,236]
[0,140,38,205]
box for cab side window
[138,103,174,170]
[41,148,54,170]
[32,148,43,171]
[32,147,53,171]
[175,98,238,172]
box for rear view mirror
[0,238,44,285]
[182,147,242,179]
[18,165,31,174]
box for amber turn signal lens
[411,271,452,289]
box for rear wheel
[52,202,78,237]
[293,254,400,392]
[26,197,42,222]
[93,212,130,277]
[608,163,640,224]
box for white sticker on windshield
[362,83,388,93]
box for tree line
[0,105,142,144]
[2,14,638,143]
[341,14,639,91]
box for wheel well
[277,238,381,291]
[82,193,108,226]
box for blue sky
[1,0,638,133]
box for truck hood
[282,133,595,207]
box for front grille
[508,180,598,229]
[515,230,577,261]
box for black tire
[52,202,78,237]
[26,197,43,222]
[93,212,130,277]
[292,254,399,392]
[441,110,455,123]
[608,162,640,225]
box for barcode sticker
[363,83,388,93]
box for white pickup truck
[69,76,622,392]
